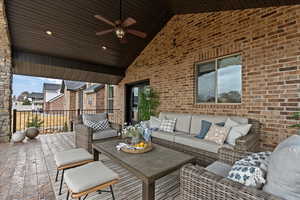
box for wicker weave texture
[180,164,282,200]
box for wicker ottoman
[64,161,119,200]
[54,148,93,195]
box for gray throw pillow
[263,136,300,200]
[226,124,252,145]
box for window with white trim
[196,54,242,103]
[107,85,114,113]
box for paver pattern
[0,132,74,200]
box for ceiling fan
[94,0,147,43]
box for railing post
[12,109,16,133]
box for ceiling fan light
[115,28,125,39]
[46,30,52,35]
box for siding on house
[46,94,64,111]
[114,5,300,149]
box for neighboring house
[43,83,61,111]
[83,83,105,111]
[28,92,43,110]
[61,80,86,111]
[46,94,64,111]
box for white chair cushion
[64,161,119,193]
[54,148,93,167]
[93,128,118,140]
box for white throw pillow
[227,164,266,188]
[149,116,161,130]
[224,118,240,128]
[226,124,252,145]
[159,118,176,133]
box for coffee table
[92,139,195,200]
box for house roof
[43,83,61,91]
[28,92,43,99]
[61,80,86,92]
[47,93,64,103]
[84,84,104,94]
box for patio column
[0,0,12,142]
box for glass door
[125,80,149,125]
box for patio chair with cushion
[74,113,121,153]
[180,135,300,200]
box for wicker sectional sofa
[180,148,282,200]
[152,112,260,166]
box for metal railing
[12,109,121,134]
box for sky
[13,75,62,97]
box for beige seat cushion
[93,128,118,140]
[152,131,184,142]
[206,161,232,177]
[54,148,93,167]
[64,161,119,193]
[174,134,220,153]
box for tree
[22,98,32,105]
[17,91,29,101]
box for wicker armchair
[74,114,121,153]
[180,148,282,200]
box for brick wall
[83,89,105,111]
[96,89,105,111]
[116,5,300,149]
[0,1,12,142]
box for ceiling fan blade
[122,17,136,27]
[94,15,116,27]
[96,29,115,36]
[127,29,147,38]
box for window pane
[108,99,113,113]
[197,61,216,103]
[108,85,114,98]
[217,55,242,103]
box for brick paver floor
[0,132,74,200]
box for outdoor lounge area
[1,0,300,200]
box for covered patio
[1,0,300,200]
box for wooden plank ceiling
[5,0,300,83]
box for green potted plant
[138,86,159,121]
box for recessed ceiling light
[46,30,52,35]
[102,46,107,50]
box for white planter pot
[11,131,26,143]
